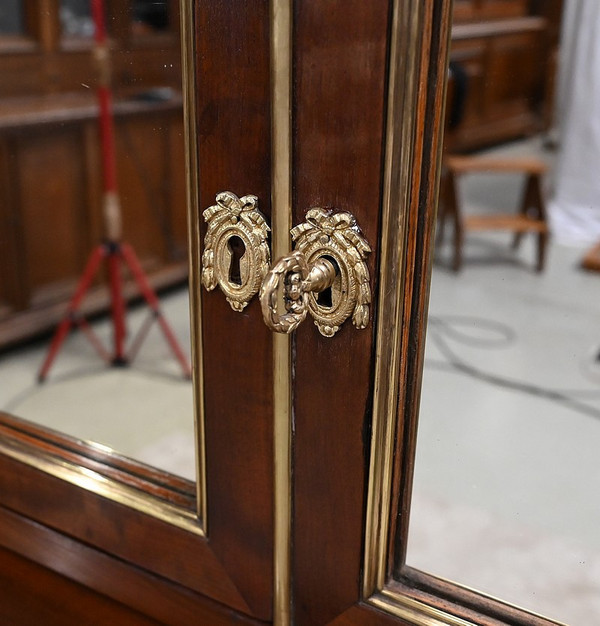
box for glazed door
[190,0,453,624]
[0,1,519,625]
[0,1,570,624]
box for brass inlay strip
[363,0,424,596]
[180,0,207,527]
[271,0,293,624]
[0,438,203,535]
[371,591,475,626]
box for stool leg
[532,173,548,272]
[537,230,548,272]
[445,171,463,271]
[436,171,449,247]
[513,174,536,250]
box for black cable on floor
[426,315,600,421]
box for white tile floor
[408,139,600,624]
[0,288,196,480]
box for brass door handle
[260,209,371,337]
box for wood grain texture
[0,446,251,615]
[391,0,453,575]
[195,1,274,619]
[0,547,159,626]
[0,507,263,626]
[445,3,559,151]
[291,1,390,623]
[329,603,412,626]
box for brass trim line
[372,585,568,626]
[363,0,425,596]
[370,592,475,626]
[360,1,558,625]
[180,0,208,528]
[0,438,203,536]
[270,0,293,624]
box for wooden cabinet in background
[0,1,187,350]
[446,0,563,152]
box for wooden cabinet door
[188,0,452,624]
[2,1,558,625]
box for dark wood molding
[0,507,262,626]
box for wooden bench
[438,155,549,272]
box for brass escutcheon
[201,191,270,311]
[260,209,371,337]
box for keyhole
[317,287,333,308]
[316,256,339,309]
[228,236,246,286]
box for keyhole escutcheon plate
[201,191,270,311]
[291,208,371,337]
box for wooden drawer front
[485,31,544,115]
[454,0,528,23]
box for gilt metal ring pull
[259,252,338,334]
[260,209,371,337]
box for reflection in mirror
[132,0,170,35]
[408,2,600,624]
[60,0,94,38]
[0,1,24,36]
[0,1,195,483]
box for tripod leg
[108,244,127,364]
[38,245,107,382]
[120,243,192,377]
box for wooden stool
[438,155,549,272]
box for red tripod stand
[38,0,191,382]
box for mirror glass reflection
[408,1,600,624]
[0,1,24,36]
[0,1,195,482]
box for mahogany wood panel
[0,507,263,626]
[0,413,196,508]
[17,127,89,304]
[0,547,159,626]
[446,1,562,152]
[116,114,171,266]
[291,1,389,623]
[446,20,546,151]
[0,451,249,610]
[453,0,528,22]
[330,604,411,626]
[168,118,189,256]
[195,1,274,619]
[0,138,27,312]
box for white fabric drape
[549,1,600,245]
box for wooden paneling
[0,504,262,626]
[0,99,187,348]
[447,17,547,151]
[0,547,159,626]
[292,1,389,623]
[0,2,188,349]
[18,127,88,303]
[445,1,563,151]
[453,0,528,22]
[195,1,274,619]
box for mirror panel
[0,1,24,36]
[0,1,196,483]
[407,2,600,623]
